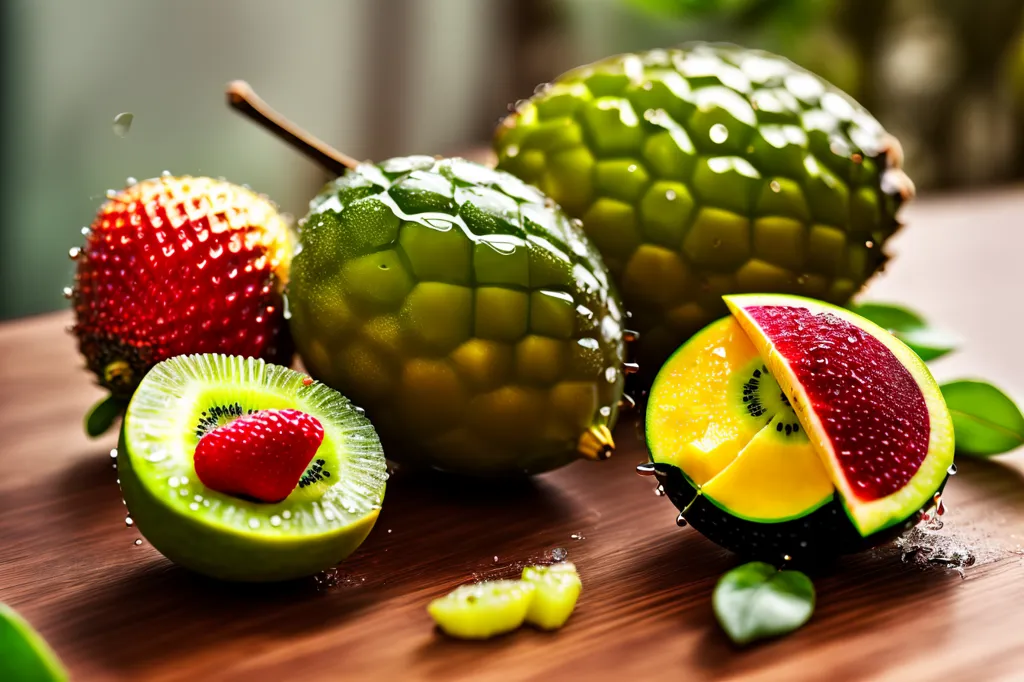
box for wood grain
[2,189,1024,681]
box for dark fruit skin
[71,176,293,401]
[649,462,945,565]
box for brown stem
[225,80,359,175]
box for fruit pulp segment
[701,414,833,523]
[521,562,582,630]
[725,294,954,536]
[646,316,765,485]
[428,580,536,640]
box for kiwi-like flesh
[521,562,582,630]
[428,580,536,640]
[118,354,387,582]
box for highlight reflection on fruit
[117,353,387,582]
[495,43,915,381]
[226,83,627,478]
[642,294,953,562]
[70,175,293,434]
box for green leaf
[847,302,958,362]
[0,603,68,682]
[85,395,127,438]
[713,562,814,646]
[941,380,1024,457]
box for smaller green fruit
[428,580,536,640]
[521,562,583,630]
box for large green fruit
[494,43,914,380]
[288,156,625,477]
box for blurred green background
[4,0,1023,319]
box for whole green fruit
[494,43,914,380]
[288,156,625,477]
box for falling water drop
[112,112,134,137]
[675,512,688,527]
[125,516,134,527]
[551,547,568,562]
[134,539,143,546]
[709,123,729,144]
[947,463,957,476]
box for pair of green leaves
[850,302,1024,457]
[713,562,815,645]
[0,603,67,682]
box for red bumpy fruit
[193,409,325,504]
[71,176,293,408]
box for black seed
[777,422,783,431]
[753,369,761,377]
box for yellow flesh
[647,316,835,522]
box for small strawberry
[70,175,293,436]
[193,409,325,504]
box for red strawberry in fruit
[193,409,325,504]
[70,175,293,436]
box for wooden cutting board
[1,189,1023,681]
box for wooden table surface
[2,188,1024,682]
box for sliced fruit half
[646,294,953,560]
[725,294,953,536]
[119,354,387,582]
[521,562,582,630]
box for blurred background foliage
[3,0,1023,319]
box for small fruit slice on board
[119,354,387,582]
[428,580,536,639]
[725,294,953,536]
[521,562,582,630]
[0,603,67,682]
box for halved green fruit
[428,580,536,640]
[521,562,582,630]
[0,603,67,682]
[646,294,953,560]
[119,354,387,582]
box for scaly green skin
[288,156,625,477]
[495,43,912,380]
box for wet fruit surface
[495,43,913,380]
[119,354,387,582]
[646,295,952,560]
[288,156,625,476]
[193,409,325,504]
[71,176,293,399]
[744,305,930,501]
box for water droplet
[654,485,665,496]
[105,189,117,199]
[770,180,782,193]
[627,164,638,173]
[125,516,134,527]
[636,463,657,476]
[675,512,688,527]
[570,533,585,540]
[134,538,143,546]
[505,144,519,158]
[112,112,134,137]
[605,367,618,383]
[551,547,568,562]
[189,502,199,511]
[865,240,874,248]
[947,463,958,476]
[282,510,292,520]
[709,123,729,144]
[109,449,118,459]
[783,554,792,562]
[248,518,260,529]
[125,176,137,187]
[161,170,172,177]
[68,247,81,260]
[62,287,73,299]
[599,405,611,417]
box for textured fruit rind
[495,43,912,379]
[72,176,293,398]
[288,156,625,476]
[120,354,386,582]
[724,294,954,536]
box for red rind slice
[725,294,954,536]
